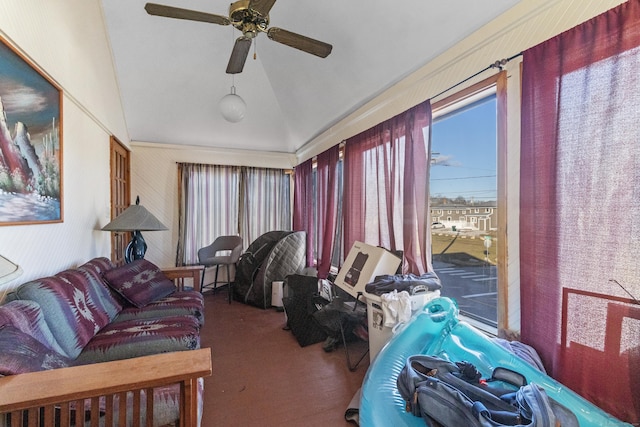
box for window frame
[431,71,508,333]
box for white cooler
[364,288,440,362]
[271,281,284,309]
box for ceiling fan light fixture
[145,1,333,76]
[219,85,246,122]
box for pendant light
[219,84,246,123]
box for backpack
[397,354,578,427]
[281,274,328,347]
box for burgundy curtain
[343,101,432,274]
[521,1,640,423]
[293,158,314,268]
[315,145,340,278]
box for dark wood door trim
[109,136,130,266]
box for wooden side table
[162,265,204,292]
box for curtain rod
[432,52,523,101]
[304,52,522,162]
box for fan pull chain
[254,38,257,60]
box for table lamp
[102,196,168,263]
[0,254,22,286]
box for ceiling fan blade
[249,0,277,17]
[267,28,332,58]
[226,37,253,74]
[144,3,230,26]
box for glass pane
[430,94,498,327]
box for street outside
[432,229,498,327]
[433,260,497,327]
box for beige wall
[0,0,128,289]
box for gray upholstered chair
[197,235,243,303]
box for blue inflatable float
[359,297,632,427]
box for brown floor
[199,289,369,427]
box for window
[430,73,506,331]
[176,164,290,265]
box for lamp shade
[0,255,23,286]
[219,86,246,123]
[102,197,167,263]
[102,197,167,232]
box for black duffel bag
[364,272,442,296]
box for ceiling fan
[144,0,333,74]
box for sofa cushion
[0,300,66,355]
[0,325,73,375]
[79,257,115,276]
[14,274,114,359]
[57,268,122,322]
[102,260,176,308]
[78,257,130,303]
[74,315,201,365]
[114,291,205,326]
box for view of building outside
[430,94,498,327]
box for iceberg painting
[0,36,62,225]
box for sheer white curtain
[177,164,293,265]
[239,167,291,251]
[176,163,240,265]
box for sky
[0,40,60,145]
[429,95,497,201]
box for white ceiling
[101,0,519,154]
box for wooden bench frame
[0,348,212,426]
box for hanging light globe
[219,85,246,122]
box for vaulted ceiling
[101,0,519,154]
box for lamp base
[124,230,147,263]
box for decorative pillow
[79,258,130,307]
[0,300,66,355]
[102,259,176,308]
[0,325,73,375]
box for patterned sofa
[0,257,209,426]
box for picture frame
[0,36,63,226]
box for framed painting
[0,36,63,225]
